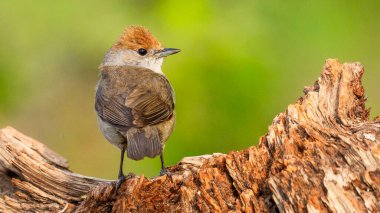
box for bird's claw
[114,176,125,196]
[114,173,135,196]
[160,168,171,176]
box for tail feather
[125,127,162,160]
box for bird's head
[101,26,180,74]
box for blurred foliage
[0,0,379,179]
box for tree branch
[0,59,379,212]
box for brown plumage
[95,25,180,192]
[95,66,175,160]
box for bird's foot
[160,168,171,176]
[114,176,125,197]
[114,173,135,197]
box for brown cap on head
[113,26,162,51]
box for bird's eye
[137,48,148,56]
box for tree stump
[0,59,379,212]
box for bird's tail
[124,127,162,160]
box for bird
[95,26,180,191]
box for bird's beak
[155,48,181,58]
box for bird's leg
[160,153,170,176]
[115,146,126,195]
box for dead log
[0,59,379,212]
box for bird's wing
[95,73,174,129]
[95,90,134,128]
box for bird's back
[95,66,175,160]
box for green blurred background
[0,1,379,179]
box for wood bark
[0,59,379,212]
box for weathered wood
[0,59,379,212]
[0,127,107,212]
